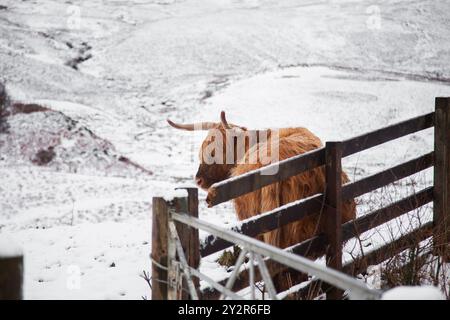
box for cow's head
[167,111,247,190]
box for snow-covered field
[1,0,450,299]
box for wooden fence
[152,97,450,300]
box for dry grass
[348,172,450,299]
[216,245,247,268]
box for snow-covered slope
[1,102,152,177]
[382,285,446,300]
[1,0,450,299]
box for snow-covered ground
[1,0,450,299]
[382,285,446,300]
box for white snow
[162,189,188,202]
[276,278,316,300]
[382,286,446,300]
[1,0,450,300]
[17,220,151,300]
[0,233,23,258]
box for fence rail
[206,112,435,207]
[152,97,450,300]
[341,112,434,157]
[200,152,434,258]
[206,147,325,206]
[200,194,324,257]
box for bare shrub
[347,170,450,299]
[32,146,56,166]
[381,242,431,287]
[217,245,247,268]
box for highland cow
[168,111,356,292]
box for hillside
[1,0,450,299]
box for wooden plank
[0,256,23,299]
[173,194,189,299]
[294,186,433,253]
[168,196,188,300]
[342,112,434,157]
[324,141,343,299]
[200,193,324,257]
[151,197,169,300]
[433,97,450,262]
[206,147,325,206]
[341,187,434,241]
[342,152,434,201]
[179,188,200,299]
[290,186,434,257]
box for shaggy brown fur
[230,128,356,291]
[231,128,355,248]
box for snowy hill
[1,102,152,177]
[1,0,450,299]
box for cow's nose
[195,177,203,187]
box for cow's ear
[230,123,247,132]
[220,111,231,129]
[220,111,247,131]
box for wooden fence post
[167,196,187,300]
[176,188,200,299]
[325,141,344,299]
[433,97,450,262]
[0,246,23,300]
[151,197,170,300]
[152,190,200,300]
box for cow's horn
[167,119,217,131]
